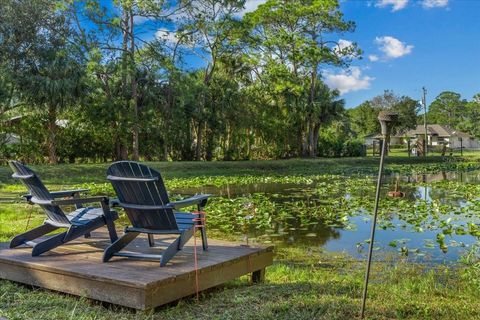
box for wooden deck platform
[0,228,273,310]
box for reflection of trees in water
[397,170,480,185]
[174,183,308,198]
[175,170,480,199]
[383,172,467,206]
[428,187,466,206]
[175,171,479,249]
[250,218,341,247]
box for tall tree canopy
[349,90,420,137]
[0,0,383,163]
[243,0,360,157]
[428,91,467,128]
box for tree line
[348,90,480,141]
[1,1,478,164]
[0,0,367,163]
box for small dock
[0,229,273,310]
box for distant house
[363,133,403,146]
[364,133,378,146]
[403,124,479,149]
[1,116,70,146]
[1,116,22,146]
[364,124,480,149]
[4,115,69,128]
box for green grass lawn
[1,154,479,186]
[1,156,480,319]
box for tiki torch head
[378,111,399,137]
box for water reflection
[172,170,480,262]
[175,182,309,198]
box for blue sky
[330,0,480,108]
[131,0,480,109]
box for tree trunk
[312,123,321,157]
[246,128,251,160]
[162,145,168,161]
[308,120,315,157]
[47,104,57,164]
[300,124,308,157]
[195,121,203,160]
[307,65,318,157]
[130,11,139,161]
[205,127,214,161]
[118,6,129,161]
[195,62,216,161]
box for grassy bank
[1,154,480,190]
[1,247,479,320]
[2,156,480,319]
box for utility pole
[422,87,428,157]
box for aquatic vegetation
[3,158,480,261]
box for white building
[364,133,404,146]
[404,125,479,149]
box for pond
[172,170,480,263]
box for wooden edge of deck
[145,247,274,309]
[0,244,274,310]
[145,246,274,289]
[0,257,147,289]
[0,257,148,308]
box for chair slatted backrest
[9,161,70,225]
[107,161,178,230]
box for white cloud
[236,0,267,17]
[337,39,353,51]
[376,0,409,11]
[422,0,448,8]
[334,39,356,58]
[324,67,374,95]
[133,16,150,25]
[375,36,413,59]
[368,54,379,62]
[155,29,178,44]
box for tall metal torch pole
[361,111,398,319]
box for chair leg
[200,227,208,251]
[10,224,59,249]
[105,218,118,242]
[197,205,208,251]
[103,231,139,262]
[160,229,195,267]
[148,234,155,247]
[31,232,67,256]
[178,228,194,250]
[160,236,182,267]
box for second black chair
[103,161,210,266]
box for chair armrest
[30,196,107,206]
[115,202,172,210]
[31,196,116,222]
[12,173,34,179]
[107,175,158,182]
[29,197,54,205]
[50,189,90,198]
[22,189,89,203]
[169,194,211,210]
[51,196,109,206]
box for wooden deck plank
[0,228,273,310]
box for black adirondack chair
[103,161,210,266]
[9,161,118,256]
